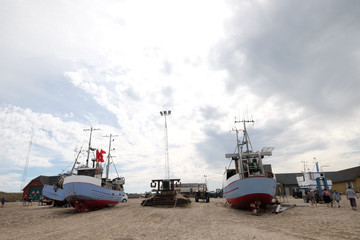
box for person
[38,195,43,206]
[314,188,320,204]
[332,189,341,208]
[308,187,316,206]
[23,195,27,206]
[322,189,331,207]
[1,196,5,208]
[28,195,32,206]
[345,186,359,210]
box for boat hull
[42,184,65,201]
[223,176,277,209]
[63,175,125,211]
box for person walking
[308,187,316,207]
[1,196,5,208]
[23,195,27,206]
[28,195,33,206]
[323,189,331,207]
[38,195,43,206]
[345,186,359,210]
[332,190,341,208]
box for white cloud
[1,0,360,193]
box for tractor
[194,184,210,203]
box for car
[121,193,128,202]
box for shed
[22,175,60,201]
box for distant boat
[42,182,65,201]
[296,160,332,196]
[43,129,126,212]
[223,120,277,212]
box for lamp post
[160,110,171,179]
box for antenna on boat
[301,160,307,173]
[84,127,100,167]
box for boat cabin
[225,148,273,180]
[77,166,103,179]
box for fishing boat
[44,128,126,212]
[223,120,277,211]
[296,159,332,196]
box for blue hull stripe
[63,182,124,202]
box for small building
[275,166,360,195]
[326,166,360,193]
[22,175,60,201]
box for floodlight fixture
[160,110,171,116]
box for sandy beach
[0,197,359,240]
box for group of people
[307,186,359,210]
[23,194,33,206]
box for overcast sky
[1,0,360,193]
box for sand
[1,197,359,240]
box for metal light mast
[160,110,171,179]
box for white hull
[223,174,277,208]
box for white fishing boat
[43,129,126,212]
[296,160,332,196]
[223,120,277,211]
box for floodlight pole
[160,110,171,179]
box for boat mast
[235,129,242,174]
[238,120,254,153]
[105,134,118,183]
[70,146,82,174]
[236,119,254,177]
[84,127,99,167]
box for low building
[326,166,360,193]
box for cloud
[2,0,360,193]
[214,0,360,117]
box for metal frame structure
[160,110,171,179]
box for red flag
[96,149,106,162]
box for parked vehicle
[292,188,303,199]
[121,193,128,202]
[195,184,210,203]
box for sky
[1,0,360,193]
